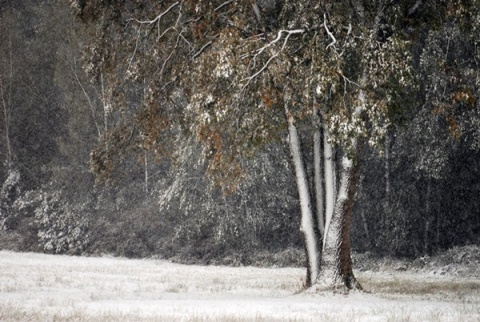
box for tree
[0,0,68,189]
[74,0,417,290]
[350,0,480,258]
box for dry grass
[0,305,313,322]
[357,272,480,301]
[0,251,479,321]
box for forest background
[0,0,479,271]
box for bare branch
[339,71,361,88]
[255,29,304,57]
[193,35,219,59]
[251,1,261,23]
[157,25,177,42]
[69,63,102,138]
[214,0,235,12]
[242,29,304,86]
[126,25,142,73]
[245,53,278,83]
[324,14,336,50]
[178,32,193,49]
[408,0,423,16]
[132,2,180,25]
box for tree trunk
[424,180,431,255]
[285,99,321,287]
[313,121,325,237]
[1,85,13,167]
[101,72,110,133]
[316,153,362,291]
[323,125,336,248]
[383,132,391,227]
[1,33,14,167]
[360,209,371,248]
[144,149,149,193]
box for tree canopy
[0,0,479,291]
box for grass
[357,273,480,300]
[2,304,476,322]
[0,251,479,321]
[0,306,311,322]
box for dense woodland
[1,0,480,288]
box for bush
[0,168,21,230]
[35,190,90,255]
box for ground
[0,250,479,321]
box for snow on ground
[0,251,479,321]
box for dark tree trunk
[315,152,362,291]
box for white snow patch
[0,251,478,321]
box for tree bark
[424,180,431,255]
[316,152,362,291]
[313,117,325,237]
[323,125,336,247]
[0,32,14,168]
[285,96,321,287]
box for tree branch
[131,2,180,25]
[193,35,219,59]
[214,0,235,12]
[242,29,304,86]
[408,0,423,16]
[324,13,336,50]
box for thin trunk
[70,63,102,138]
[360,209,371,248]
[436,203,440,252]
[323,125,336,247]
[1,33,14,167]
[143,78,148,193]
[313,131,324,236]
[424,180,431,255]
[385,134,390,197]
[383,133,390,227]
[1,84,12,166]
[101,72,109,133]
[285,99,320,287]
[313,117,325,237]
[144,149,149,193]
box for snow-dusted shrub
[0,168,22,230]
[0,205,14,230]
[35,191,90,254]
[1,190,40,231]
[1,169,21,203]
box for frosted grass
[0,251,478,321]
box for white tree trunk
[144,149,149,193]
[323,125,336,247]
[285,109,320,286]
[385,134,390,197]
[101,72,110,133]
[383,133,390,226]
[1,34,14,167]
[1,84,12,167]
[313,129,325,236]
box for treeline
[0,0,479,266]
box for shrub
[35,190,90,254]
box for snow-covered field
[0,251,478,321]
